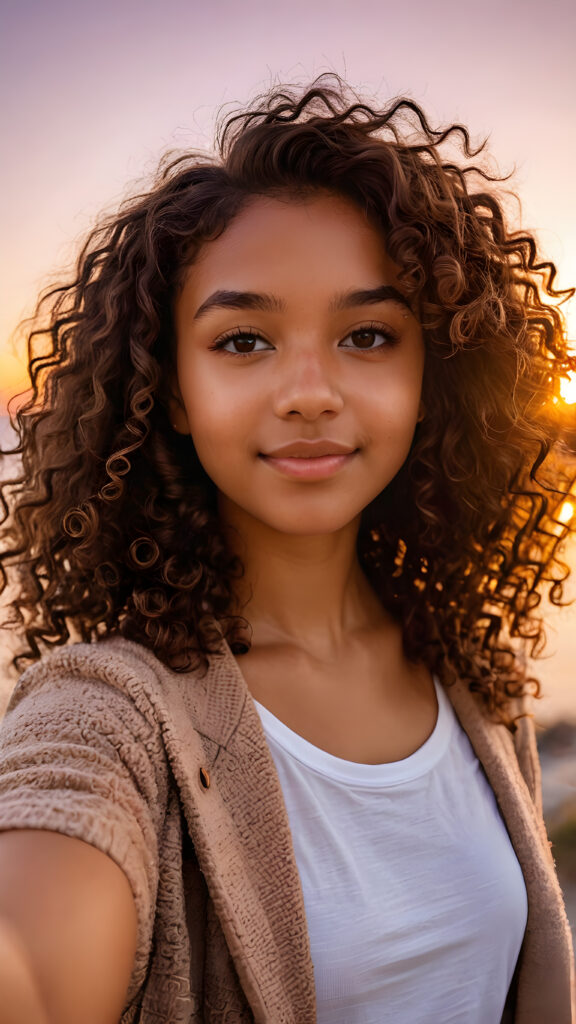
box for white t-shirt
[254,676,528,1024]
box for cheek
[367,374,422,436]
[188,406,235,467]
[182,380,255,483]
[362,379,423,488]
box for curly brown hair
[1,73,575,727]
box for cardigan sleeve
[0,646,170,1001]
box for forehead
[182,192,402,297]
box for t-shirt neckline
[253,675,455,787]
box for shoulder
[0,638,183,807]
[2,636,226,782]
[4,636,216,736]
[0,638,179,794]
[8,637,172,718]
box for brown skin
[173,193,436,762]
[0,830,138,1023]
[0,917,50,1024]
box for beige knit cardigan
[0,636,573,1023]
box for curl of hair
[2,73,575,726]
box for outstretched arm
[0,830,138,1024]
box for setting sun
[559,369,576,406]
[558,499,575,524]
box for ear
[417,399,426,424]
[168,383,190,435]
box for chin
[261,508,363,537]
[218,491,368,538]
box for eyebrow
[192,285,412,322]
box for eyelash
[208,321,401,357]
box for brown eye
[352,330,379,349]
[232,336,257,353]
[340,326,398,351]
[214,331,274,355]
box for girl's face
[172,192,425,538]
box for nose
[273,347,344,421]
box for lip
[261,439,357,458]
[259,440,359,480]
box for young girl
[0,74,574,1024]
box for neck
[220,498,386,658]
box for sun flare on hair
[559,370,576,406]
[558,499,575,525]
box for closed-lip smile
[259,440,359,481]
[260,439,358,458]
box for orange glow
[559,370,576,406]
[558,500,575,525]
[0,354,29,415]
